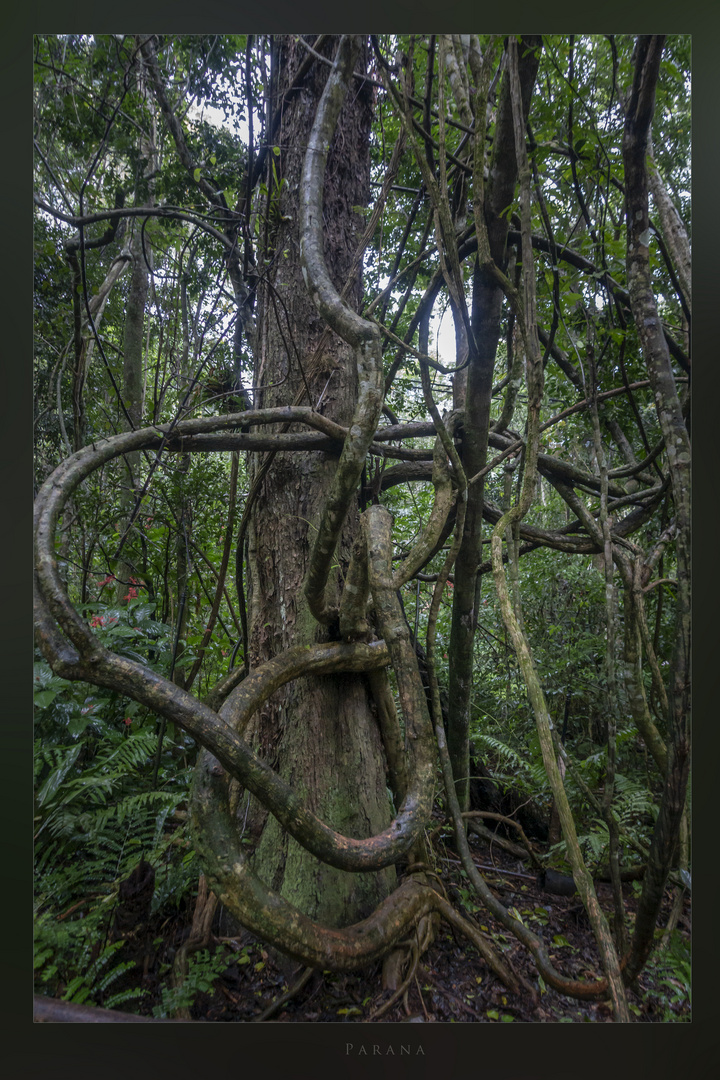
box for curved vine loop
[189,501,445,969]
[33,414,482,970]
[33,418,443,872]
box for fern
[526,759,551,796]
[151,948,230,1019]
[641,931,691,1021]
[89,789,181,835]
[104,985,149,1010]
[473,733,529,776]
[472,732,550,798]
[103,729,160,770]
[34,619,198,1017]
[58,939,148,1009]
[552,777,655,871]
[35,743,83,810]
[35,728,183,844]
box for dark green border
[11,3,718,1077]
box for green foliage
[547,766,656,869]
[152,948,231,1018]
[35,919,148,1010]
[34,652,193,867]
[473,732,550,801]
[34,613,198,1012]
[641,932,691,1021]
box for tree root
[368,937,421,1020]
[462,810,540,866]
[169,873,218,1019]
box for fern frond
[474,733,529,774]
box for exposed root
[367,936,421,1021]
[467,816,534,861]
[169,874,218,1019]
[413,971,431,1020]
[462,809,541,866]
[381,940,412,991]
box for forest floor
[131,828,691,1024]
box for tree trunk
[115,51,156,604]
[243,36,395,927]
[114,221,149,605]
[447,36,541,809]
[622,35,691,981]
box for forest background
[8,2,720,1071]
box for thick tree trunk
[243,36,395,926]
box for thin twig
[253,966,314,1022]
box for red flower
[123,717,132,727]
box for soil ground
[128,828,690,1024]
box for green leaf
[34,690,58,709]
[193,167,202,182]
[68,715,92,737]
[36,745,83,808]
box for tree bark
[115,49,155,604]
[114,221,149,586]
[448,36,541,809]
[622,34,691,981]
[243,36,395,926]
